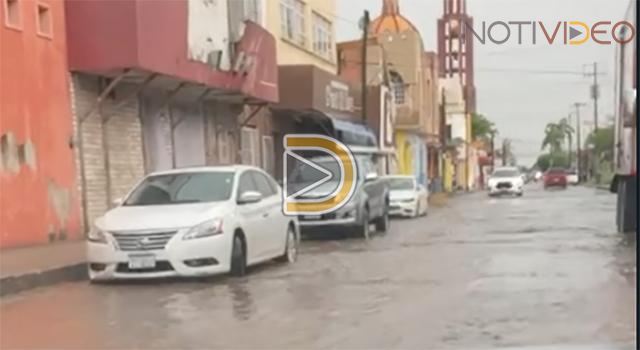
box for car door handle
[262,212,269,218]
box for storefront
[272,65,379,180]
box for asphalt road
[0,185,636,350]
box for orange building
[0,0,81,248]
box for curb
[0,263,88,297]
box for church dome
[369,0,419,35]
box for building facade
[337,38,397,173]
[369,0,431,187]
[1,0,82,248]
[264,0,337,74]
[65,0,278,229]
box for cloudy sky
[335,0,631,166]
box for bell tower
[437,0,476,113]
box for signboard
[325,81,354,112]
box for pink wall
[1,0,81,249]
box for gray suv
[289,154,389,239]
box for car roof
[147,165,259,177]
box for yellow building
[264,0,337,73]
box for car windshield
[290,159,341,183]
[492,169,519,178]
[123,172,234,206]
[290,156,373,183]
[387,178,415,190]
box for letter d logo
[283,134,357,216]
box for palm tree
[557,118,575,166]
[541,122,565,154]
[558,118,575,152]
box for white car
[385,175,428,217]
[487,167,524,197]
[87,166,298,281]
[566,170,579,185]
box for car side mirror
[111,197,123,207]
[237,191,263,205]
[364,172,378,182]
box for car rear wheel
[374,209,389,233]
[230,235,246,277]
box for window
[123,172,235,206]
[240,127,260,166]
[280,0,305,46]
[390,71,405,105]
[261,135,275,176]
[237,172,259,196]
[312,12,332,59]
[243,0,262,25]
[36,2,51,38]
[251,171,277,197]
[4,0,21,29]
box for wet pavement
[0,185,636,349]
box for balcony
[65,0,278,103]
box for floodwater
[0,185,635,349]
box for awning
[328,116,377,148]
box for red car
[544,168,568,189]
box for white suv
[87,166,298,281]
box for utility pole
[567,112,573,168]
[584,62,600,131]
[360,10,370,124]
[490,130,496,170]
[573,102,586,181]
[502,139,507,166]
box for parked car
[544,168,568,189]
[487,167,524,197]
[566,169,579,185]
[290,154,389,239]
[384,175,428,218]
[87,166,298,281]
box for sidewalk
[0,241,87,297]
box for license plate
[303,215,322,220]
[128,254,156,269]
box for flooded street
[0,185,635,349]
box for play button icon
[569,26,583,40]
[284,151,335,199]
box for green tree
[471,113,495,141]
[541,122,566,154]
[586,126,614,162]
[536,152,570,171]
[557,117,575,152]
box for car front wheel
[230,234,247,277]
[356,208,370,239]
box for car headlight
[183,218,224,240]
[88,226,108,244]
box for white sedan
[487,167,524,197]
[385,175,428,218]
[87,166,298,281]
